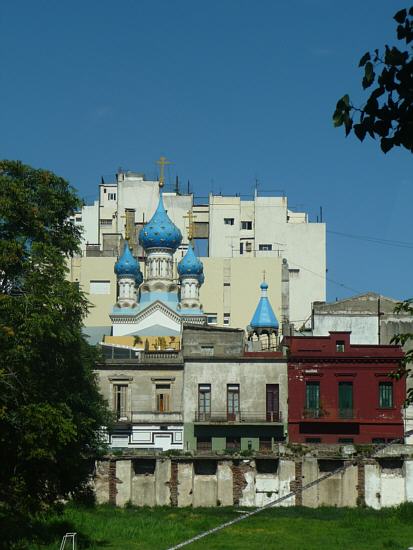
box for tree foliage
[0,161,110,521]
[333,7,413,153]
[333,8,413,406]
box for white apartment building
[206,194,325,326]
[68,168,326,335]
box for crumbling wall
[94,451,413,508]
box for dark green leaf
[394,8,407,24]
[380,137,394,152]
[344,116,353,136]
[362,62,375,88]
[358,52,371,67]
[354,124,367,142]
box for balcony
[194,410,283,424]
[114,410,183,424]
[301,408,400,421]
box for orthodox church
[104,188,280,354]
[107,192,207,347]
[99,189,283,451]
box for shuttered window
[306,382,320,410]
[379,382,393,408]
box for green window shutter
[338,382,353,417]
[379,382,393,408]
[306,382,320,410]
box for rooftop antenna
[175,175,180,194]
[263,269,266,282]
[187,179,190,194]
[156,156,171,189]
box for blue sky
[2,0,412,301]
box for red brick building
[286,332,405,444]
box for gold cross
[156,156,171,188]
[183,210,197,241]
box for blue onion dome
[139,194,182,251]
[114,242,143,285]
[250,281,279,330]
[178,244,204,282]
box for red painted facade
[286,332,405,444]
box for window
[379,382,393,408]
[194,460,217,474]
[318,459,344,472]
[372,438,385,444]
[206,314,217,325]
[108,193,117,200]
[305,382,320,416]
[196,438,212,452]
[336,340,345,352]
[226,437,240,450]
[100,218,112,225]
[338,382,353,418]
[256,459,278,474]
[241,221,252,230]
[305,437,321,443]
[224,218,234,225]
[240,242,244,255]
[245,241,252,252]
[133,459,156,475]
[289,268,300,278]
[259,244,272,251]
[198,384,211,420]
[113,384,128,420]
[223,314,230,325]
[75,216,82,222]
[338,438,354,444]
[156,384,170,412]
[90,280,111,295]
[266,384,279,421]
[227,384,240,420]
[259,439,272,452]
[201,345,214,356]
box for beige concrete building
[68,166,325,334]
[97,351,185,450]
[183,356,288,453]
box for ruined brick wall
[231,461,249,505]
[170,461,178,507]
[108,460,117,505]
[290,461,303,506]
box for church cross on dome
[183,209,197,242]
[156,156,171,188]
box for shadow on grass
[0,508,107,550]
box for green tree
[333,7,413,405]
[333,7,413,153]
[0,161,110,521]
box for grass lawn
[24,503,413,550]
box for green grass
[20,503,413,550]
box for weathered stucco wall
[95,452,413,509]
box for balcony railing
[302,408,400,421]
[114,411,183,423]
[194,410,282,423]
